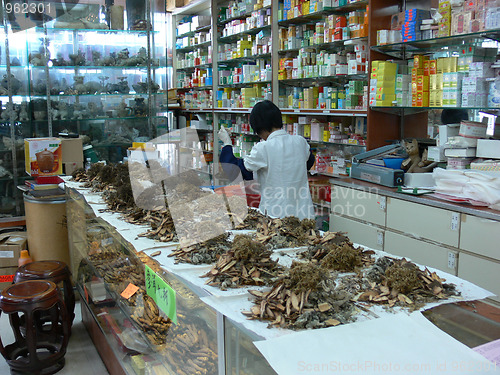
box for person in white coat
[218,100,315,220]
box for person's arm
[220,145,254,181]
[307,150,315,170]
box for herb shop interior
[1,0,500,375]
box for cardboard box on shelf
[0,267,18,290]
[61,137,83,163]
[166,0,184,11]
[0,232,28,267]
[24,138,62,177]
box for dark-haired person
[219,100,315,220]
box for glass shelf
[36,27,158,35]
[30,116,165,123]
[218,53,271,65]
[176,24,211,39]
[308,139,366,147]
[175,40,212,53]
[278,0,368,27]
[218,80,271,88]
[30,92,166,98]
[370,106,500,115]
[219,25,271,44]
[176,63,212,71]
[280,108,368,117]
[218,5,272,25]
[371,28,500,58]
[29,65,165,70]
[214,108,251,113]
[279,73,368,86]
[231,131,259,136]
[279,37,368,54]
[176,86,212,91]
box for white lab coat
[243,129,315,220]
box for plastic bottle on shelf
[18,250,33,267]
[85,157,92,171]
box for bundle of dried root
[243,262,349,329]
[202,235,284,290]
[169,233,232,265]
[355,258,459,309]
[256,216,321,249]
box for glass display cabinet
[0,0,168,217]
[65,186,277,375]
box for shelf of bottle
[371,28,500,58]
[180,108,214,112]
[214,107,251,113]
[278,0,368,27]
[280,108,367,117]
[176,63,212,71]
[218,5,272,26]
[370,106,500,115]
[219,80,271,88]
[176,25,211,39]
[219,25,272,44]
[218,53,272,65]
[176,41,212,53]
[279,73,367,86]
[279,37,368,54]
[176,86,212,91]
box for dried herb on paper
[202,235,284,290]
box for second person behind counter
[218,100,315,220]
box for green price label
[145,265,177,324]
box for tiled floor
[0,301,109,375]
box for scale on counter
[350,144,405,187]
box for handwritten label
[0,274,14,282]
[121,283,139,299]
[145,265,177,324]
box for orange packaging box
[24,138,62,177]
[411,94,418,107]
[414,55,429,69]
[417,75,429,91]
[423,61,430,76]
[416,91,429,107]
[429,60,437,75]
[411,68,424,80]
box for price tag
[121,283,139,299]
[145,265,177,324]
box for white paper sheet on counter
[254,312,500,375]
[68,181,495,342]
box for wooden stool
[0,280,70,375]
[14,261,75,326]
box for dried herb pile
[356,258,459,310]
[169,233,232,265]
[202,235,284,290]
[256,216,321,249]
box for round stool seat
[0,280,59,310]
[14,261,75,325]
[0,280,70,375]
